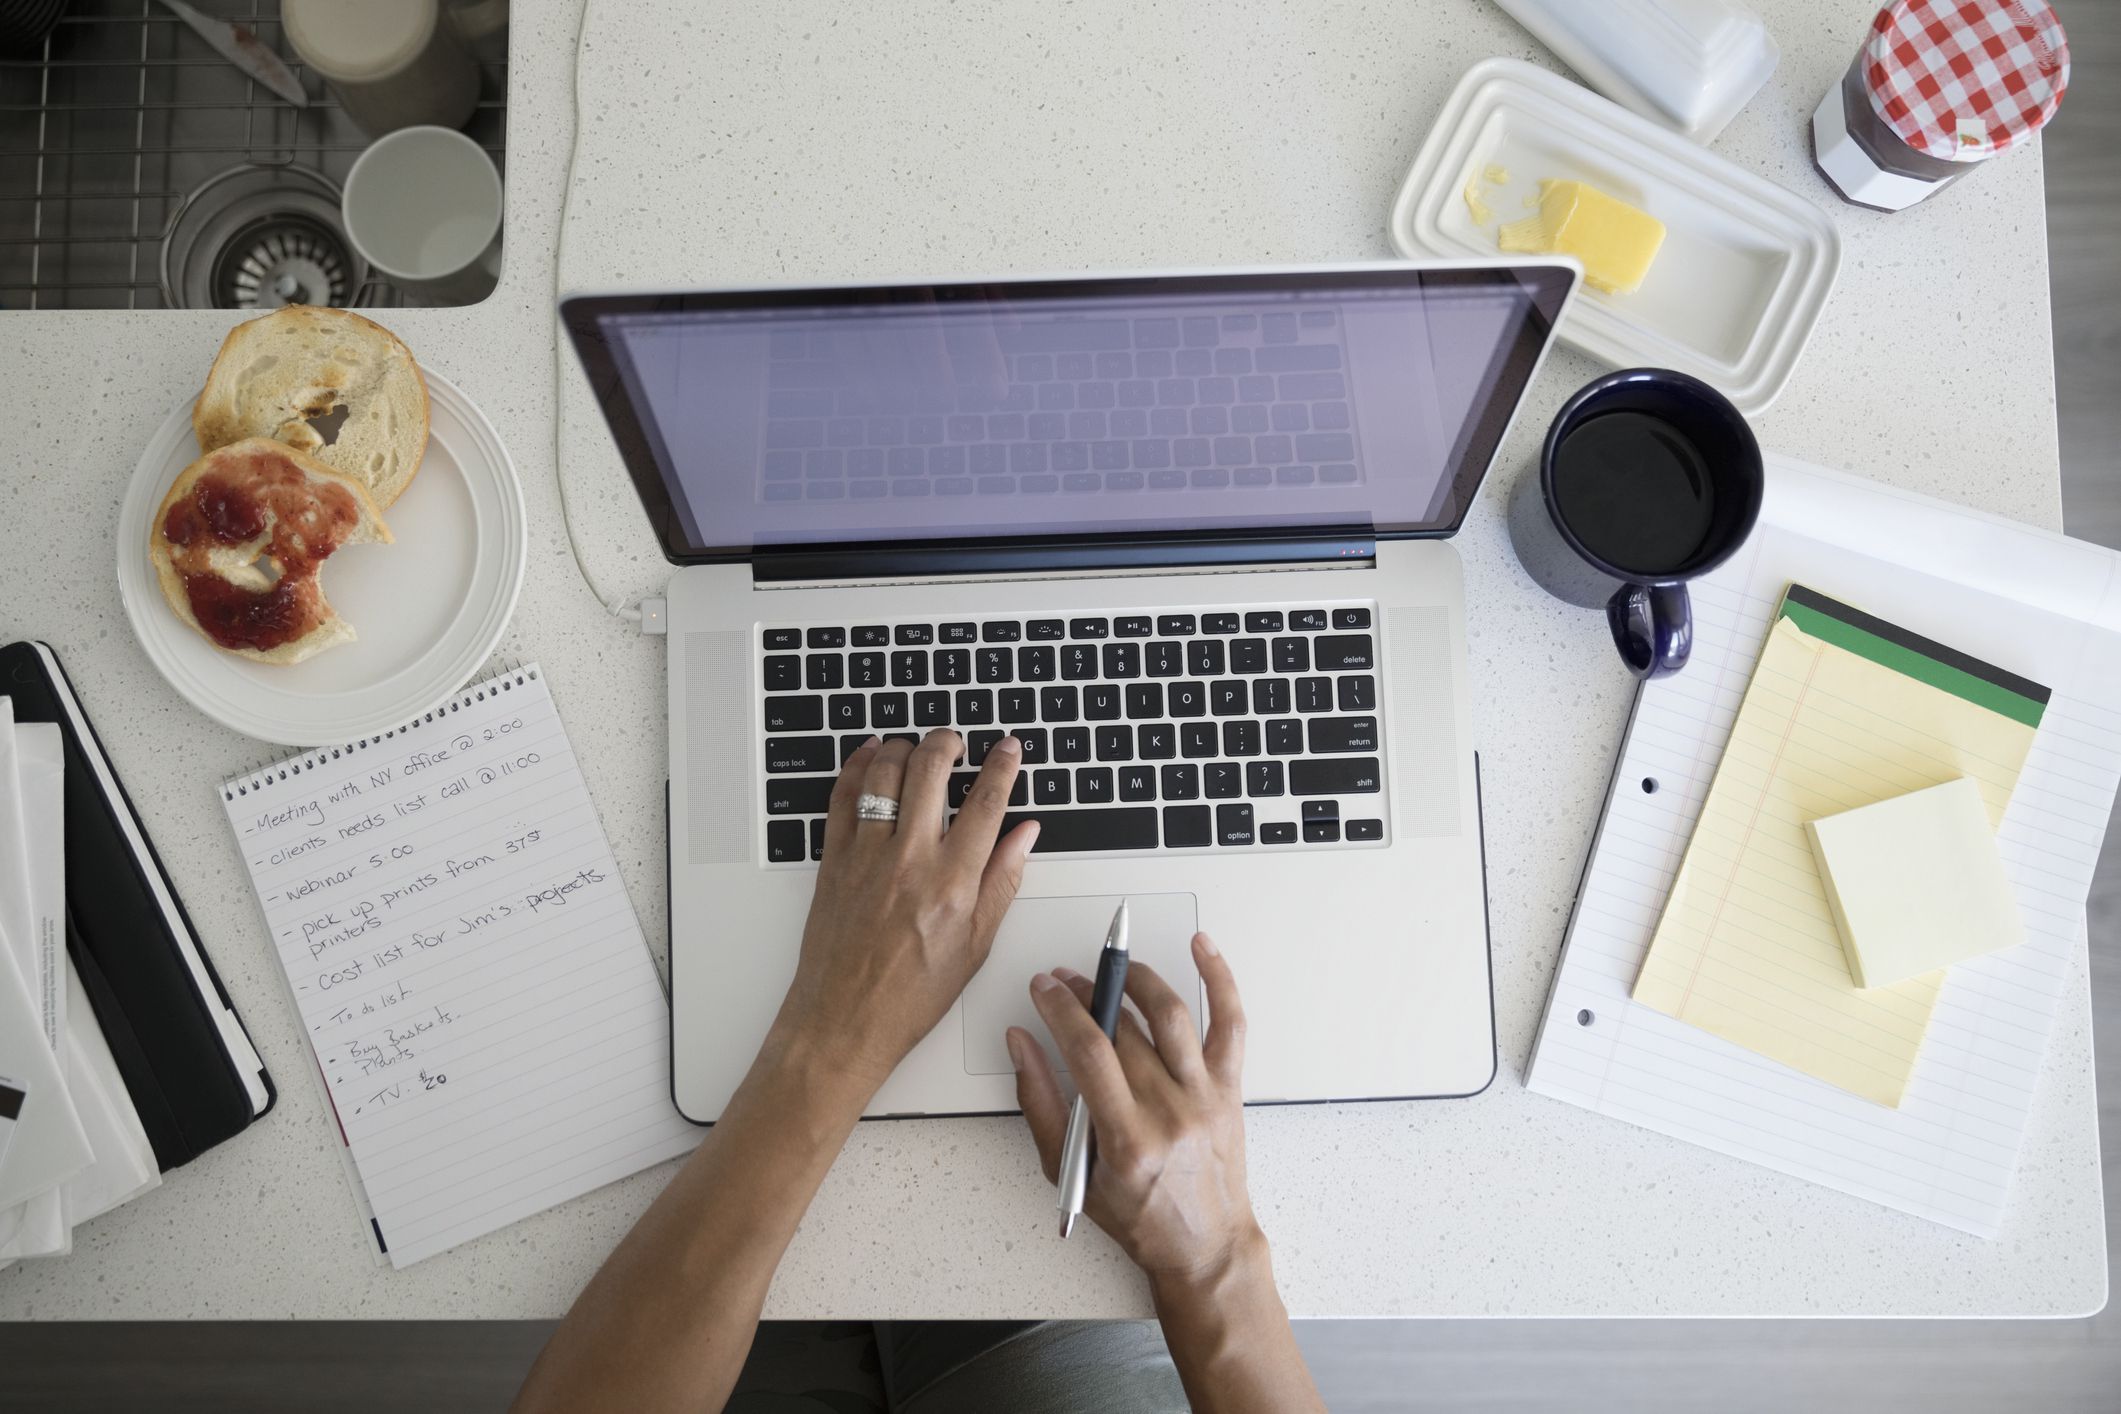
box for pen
[1057,899,1129,1238]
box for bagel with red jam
[193,305,429,509]
[150,437,392,665]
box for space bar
[1000,807,1159,852]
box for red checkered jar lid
[1862,0,2069,162]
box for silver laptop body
[562,258,1580,1120]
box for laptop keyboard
[760,311,1364,501]
[757,604,1388,864]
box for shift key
[1290,757,1383,795]
[765,776,837,814]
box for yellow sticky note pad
[1498,179,1666,293]
[1631,585,2047,1108]
[1805,778,2025,990]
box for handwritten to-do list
[220,666,698,1267]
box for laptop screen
[563,265,1574,564]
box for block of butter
[1804,777,2026,990]
[1498,179,1666,294]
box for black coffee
[1551,410,1715,576]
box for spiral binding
[221,660,539,802]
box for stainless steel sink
[0,0,507,310]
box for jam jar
[1813,0,2068,212]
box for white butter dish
[1390,58,1840,415]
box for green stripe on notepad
[1778,584,2049,728]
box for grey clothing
[724,1319,1189,1413]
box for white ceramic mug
[342,126,503,305]
[283,0,482,136]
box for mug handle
[1606,583,1692,680]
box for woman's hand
[771,730,1040,1095]
[1012,942,1325,1411]
[1009,933,1262,1290]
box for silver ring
[855,792,900,823]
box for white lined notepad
[221,666,698,1267]
[1526,457,2121,1238]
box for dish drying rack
[0,0,507,310]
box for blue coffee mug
[1508,368,1762,679]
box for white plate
[1390,58,1841,415]
[116,367,527,746]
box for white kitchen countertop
[0,0,2100,1319]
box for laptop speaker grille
[685,630,752,865]
[1385,605,1460,837]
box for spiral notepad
[220,665,698,1268]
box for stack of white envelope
[0,698,159,1270]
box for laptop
[562,260,1579,1121]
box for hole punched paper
[1630,585,2046,1108]
[219,666,697,1267]
[1527,455,2121,1240]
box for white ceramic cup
[342,126,503,305]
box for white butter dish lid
[1390,58,1840,416]
[1493,0,1779,144]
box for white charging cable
[549,0,652,627]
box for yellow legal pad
[1631,585,2048,1107]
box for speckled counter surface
[0,0,2098,1319]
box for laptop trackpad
[961,892,1202,1076]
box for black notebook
[1,641,273,1170]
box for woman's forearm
[1150,1227,1326,1414]
[511,1026,870,1414]
[513,734,1036,1414]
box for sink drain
[215,216,353,308]
[161,165,369,310]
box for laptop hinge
[750,534,1380,588]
